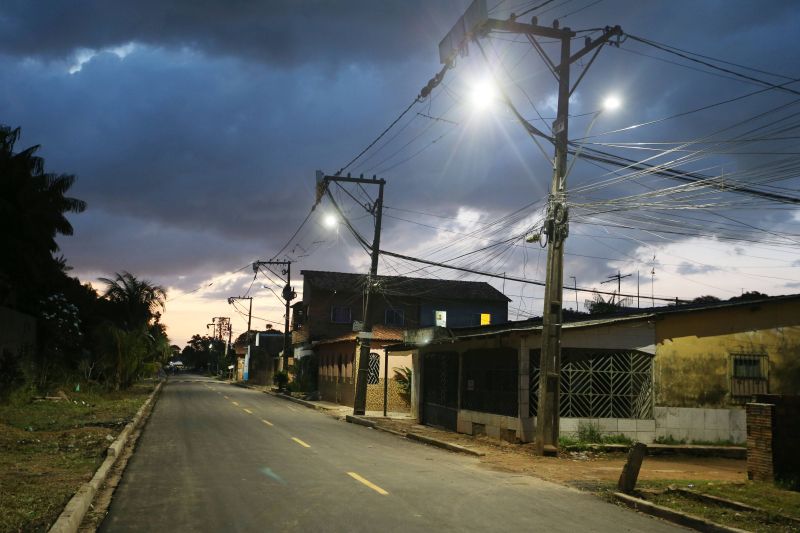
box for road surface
[100,375,684,532]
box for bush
[577,421,603,442]
[393,366,412,395]
[274,370,289,390]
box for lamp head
[602,95,621,112]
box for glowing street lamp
[469,79,498,111]
[565,94,622,179]
[323,213,338,229]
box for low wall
[654,406,746,444]
[560,417,656,444]
[747,396,800,485]
[457,410,532,442]
[365,378,410,412]
[319,377,355,406]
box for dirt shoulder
[366,417,745,486]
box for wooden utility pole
[227,296,252,380]
[314,172,386,416]
[252,261,295,369]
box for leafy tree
[0,125,86,308]
[692,295,721,304]
[729,291,768,302]
[99,271,166,330]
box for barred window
[367,352,380,384]
[730,352,768,400]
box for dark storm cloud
[2,0,799,327]
[0,0,462,66]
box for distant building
[291,270,510,409]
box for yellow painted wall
[655,298,800,407]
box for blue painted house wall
[419,301,508,328]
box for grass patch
[559,422,634,449]
[654,435,741,447]
[0,383,153,532]
[601,480,800,533]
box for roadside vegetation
[558,421,633,450]
[0,124,169,531]
[600,479,800,533]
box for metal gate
[422,351,459,430]
[530,349,653,419]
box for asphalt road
[99,375,685,532]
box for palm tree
[100,271,166,330]
[0,125,87,305]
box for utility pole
[208,317,231,375]
[437,0,623,455]
[314,172,385,416]
[569,276,578,312]
[601,271,632,304]
[228,296,252,380]
[252,260,295,370]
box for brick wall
[747,395,800,486]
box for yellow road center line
[261,419,273,427]
[347,472,388,495]
[243,408,253,414]
[291,437,311,448]
[232,401,240,406]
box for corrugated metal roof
[300,270,511,302]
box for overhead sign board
[438,0,488,65]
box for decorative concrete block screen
[530,349,653,419]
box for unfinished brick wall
[747,395,800,486]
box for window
[385,308,404,326]
[480,313,491,325]
[330,305,351,324]
[367,353,380,384]
[730,352,768,400]
[435,310,447,327]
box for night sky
[3,1,799,345]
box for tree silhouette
[99,271,166,330]
[0,125,86,306]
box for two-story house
[291,270,510,409]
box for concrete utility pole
[314,172,386,416]
[208,317,231,375]
[227,296,252,379]
[252,260,295,370]
[438,0,622,455]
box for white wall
[654,406,746,444]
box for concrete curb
[48,382,163,533]
[345,414,376,428]
[342,415,484,456]
[405,432,486,457]
[612,492,751,533]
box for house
[233,330,284,383]
[394,293,800,444]
[291,270,510,408]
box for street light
[323,213,338,228]
[565,95,622,179]
[469,78,497,111]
